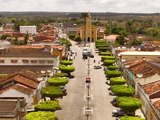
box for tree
[74,36,82,43]
[110,77,126,85]
[60,60,73,65]
[34,100,61,111]
[24,32,29,44]
[117,97,142,112]
[111,85,135,96]
[25,111,57,120]
[59,65,75,76]
[115,35,127,45]
[47,77,68,86]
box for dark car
[112,108,135,117]
[89,54,94,58]
[94,65,102,69]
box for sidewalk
[135,109,146,119]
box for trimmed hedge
[59,65,75,75]
[98,47,109,52]
[108,65,118,70]
[103,60,115,66]
[99,51,112,56]
[53,73,68,77]
[34,100,61,111]
[111,85,135,96]
[117,97,142,112]
[41,86,64,99]
[105,70,122,78]
[101,56,115,61]
[120,116,144,120]
[110,77,126,85]
[47,77,68,86]
[25,111,57,120]
[60,60,73,65]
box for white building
[20,26,37,35]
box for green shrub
[103,60,115,66]
[98,47,109,52]
[41,86,64,99]
[59,65,75,76]
[108,65,118,70]
[111,85,135,96]
[117,97,142,112]
[25,111,57,120]
[101,56,115,61]
[99,51,112,56]
[105,70,122,78]
[120,116,144,120]
[34,100,61,111]
[60,60,73,65]
[110,77,126,85]
[53,73,68,77]
[47,77,68,86]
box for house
[51,45,65,60]
[123,59,160,85]
[0,97,26,120]
[20,26,37,35]
[0,45,59,75]
[136,80,160,120]
[0,70,45,108]
[118,51,160,62]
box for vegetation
[34,100,61,111]
[103,60,115,66]
[60,60,73,65]
[59,65,75,76]
[108,65,118,70]
[41,86,64,99]
[98,47,109,52]
[115,35,127,45]
[110,77,126,85]
[99,51,112,56]
[101,56,115,61]
[117,97,142,112]
[47,77,68,86]
[120,116,145,120]
[111,85,135,96]
[53,73,68,77]
[105,70,122,78]
[25,111,57,120]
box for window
[11,60,18,63]
[39,60,46,63]
[47,60,54,63]
[22,60,29,63]
[0,60,4,63]
[31,60,37,63]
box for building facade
[78,13,97,43]
[20,26,37,35]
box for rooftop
[119,51,160,56]
[124,59,160,78]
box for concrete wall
[20,26,37,34]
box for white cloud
[0,0,160,13]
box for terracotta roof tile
[0,84,34,95]
[143,81,160,95]
[153,99,160,110]
[124,59,160,78]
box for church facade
[78,13,97,43]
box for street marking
[84,94,94,101]
[83,106,93,115]
[85,85,93,89]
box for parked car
[94,65,102,69]
[111,97,118,107]
[109,91,114,96]
[103,66,108,71]
[60,86,67,95]
[89,54,94,58]
[106,81,110,85]
[112,108,135,117]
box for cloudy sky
[0,0,160,13]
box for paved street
[56,41,115,120]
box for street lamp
[136,73,143,96]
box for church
[78,13,98,43]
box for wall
[20,26,37,35]
[0,89,33,108]
[137,85,160,120]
